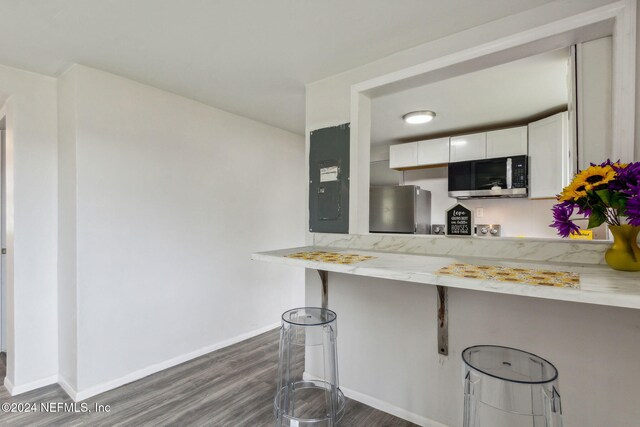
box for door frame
[0,109,5,354]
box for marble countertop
[251,246,640,310]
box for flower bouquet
[551,160,640,271]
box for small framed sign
[446,203,473,237]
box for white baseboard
[4,374,59,396]
[67,322,281,402]
[340,384,449,427]
[58,375,78,401]
[303,372,449,427]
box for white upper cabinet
[389,142,418,169]
[417,137,449,166]
[449,132,486,162]
[528,111,569,199]
[486,126,528,158]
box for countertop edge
[251,247,640,310]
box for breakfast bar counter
[252,238,640,425]
[251,245,640,310]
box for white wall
[370,145,401,186]
[370,144,391,162]
[370,161,401,186]
[58,65,305,397]
[0,64,58,393]
[306,1,638,426]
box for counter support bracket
[318,270,329,309]
[437,285,448,356]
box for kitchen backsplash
[313,232,610,265]
[402,167,593,239]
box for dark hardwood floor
[0,329,418,426]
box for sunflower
[558,179,588,201]
[557,165,616,201]
[575,165,616,190]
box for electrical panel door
[309,124,350,233]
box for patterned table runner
[437,263,580,288]
[286,251,375,265]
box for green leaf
[610,192,629,211]
[596,189,612,205]
[588,207,606,229]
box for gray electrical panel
[309,124,350,233]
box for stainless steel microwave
[448,155,528,199]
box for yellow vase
[605,225,640,272]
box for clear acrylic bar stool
[463,345,562,427]
[274,307,345,427]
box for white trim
[340,384,449,427]
[57,375,78,401]
[352,2,625,94]
[4,374,58,395]
[349,93,371,234]
[65,322,281,402]
[302,372,448,427]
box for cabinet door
[417,137,449,166]
[528,112,569,199]
[389,142,418,169]
[486,126,528,158]
[449,132,486,162]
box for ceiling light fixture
[402,110,436,124]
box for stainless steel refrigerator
[369,185,432,234]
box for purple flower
[594,159,618,167]
[626,184,640,226]
[610,162,640,193]
[550,202,581,238]
[576,204,592,217]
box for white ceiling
[0,0,555,134]
[371,47,570,146]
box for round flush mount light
[402,110,436,124]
